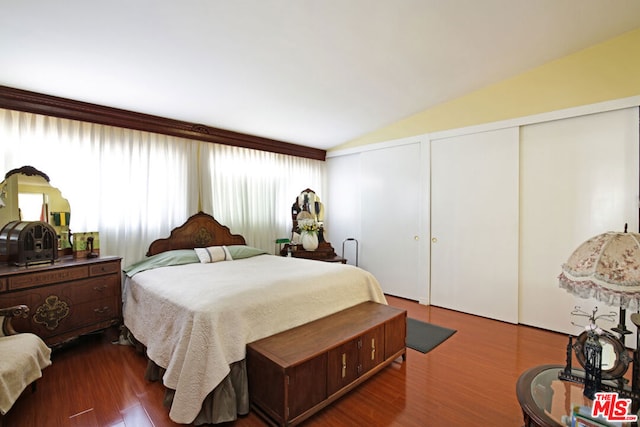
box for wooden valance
[0,85,326,161]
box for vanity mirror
[0,166,72,253]
[290,188,325,241]
[283,188,345,263]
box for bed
[122,212,387,425]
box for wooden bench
[246,301,407,426]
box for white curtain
[0,108,325,266]
[200,141,326,251]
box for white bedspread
[123,254,387,424]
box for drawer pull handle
[94,306,110,314]
[371,338,376,360]
[341,353,347,378]
[93,285,108,292]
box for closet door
[359,141,428,301]
[430,127,519,323]
[519,107,639,334]
[326,153,362,262]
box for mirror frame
[0,165,72,253]
[574,329,630,380]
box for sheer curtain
[1,108,325,266]
[1,109,200,267]
[199,143,326,251]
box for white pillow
[194,246,233,263]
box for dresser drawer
[89,261,121,277]
[0,277,5,292]
[0,291,117,335]
[7,265,88,290]
[72,296,120,326]
[2,276,119,306]
[50,295,119,332]
[61,276,119,304]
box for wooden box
[246,301,406,426]
[72,231,100,259]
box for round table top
[516,364,591,427]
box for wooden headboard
[146,212,247,256]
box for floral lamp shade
[559,231,640,311]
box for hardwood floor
[3,295,570,426]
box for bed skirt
[125,329,250,425]
[145,359,249,425]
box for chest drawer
[55,295,120,331]
[63,275,120,304]
[1,275,119,305]
[8,265,88,290]
[89,260,120,277]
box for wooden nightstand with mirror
[282,188,346,263]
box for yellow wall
[332,28,640,151]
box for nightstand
[281,242,346,263]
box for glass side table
[516,364,637,427]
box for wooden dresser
[247,301,406,426]
[0,256,122,347]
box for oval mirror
[574,330,630,380]
[291,188,325,241]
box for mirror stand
[282,188,345,263]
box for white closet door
[520,107,639,335]
[430,127,519,323]
[359,141,428,301]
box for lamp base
[612,308,633,341]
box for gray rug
[406,318,456,353]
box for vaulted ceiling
[1,1,639,150]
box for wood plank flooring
[3,295,570,426]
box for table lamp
[275,237,290,255]
[558,225,640,399]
